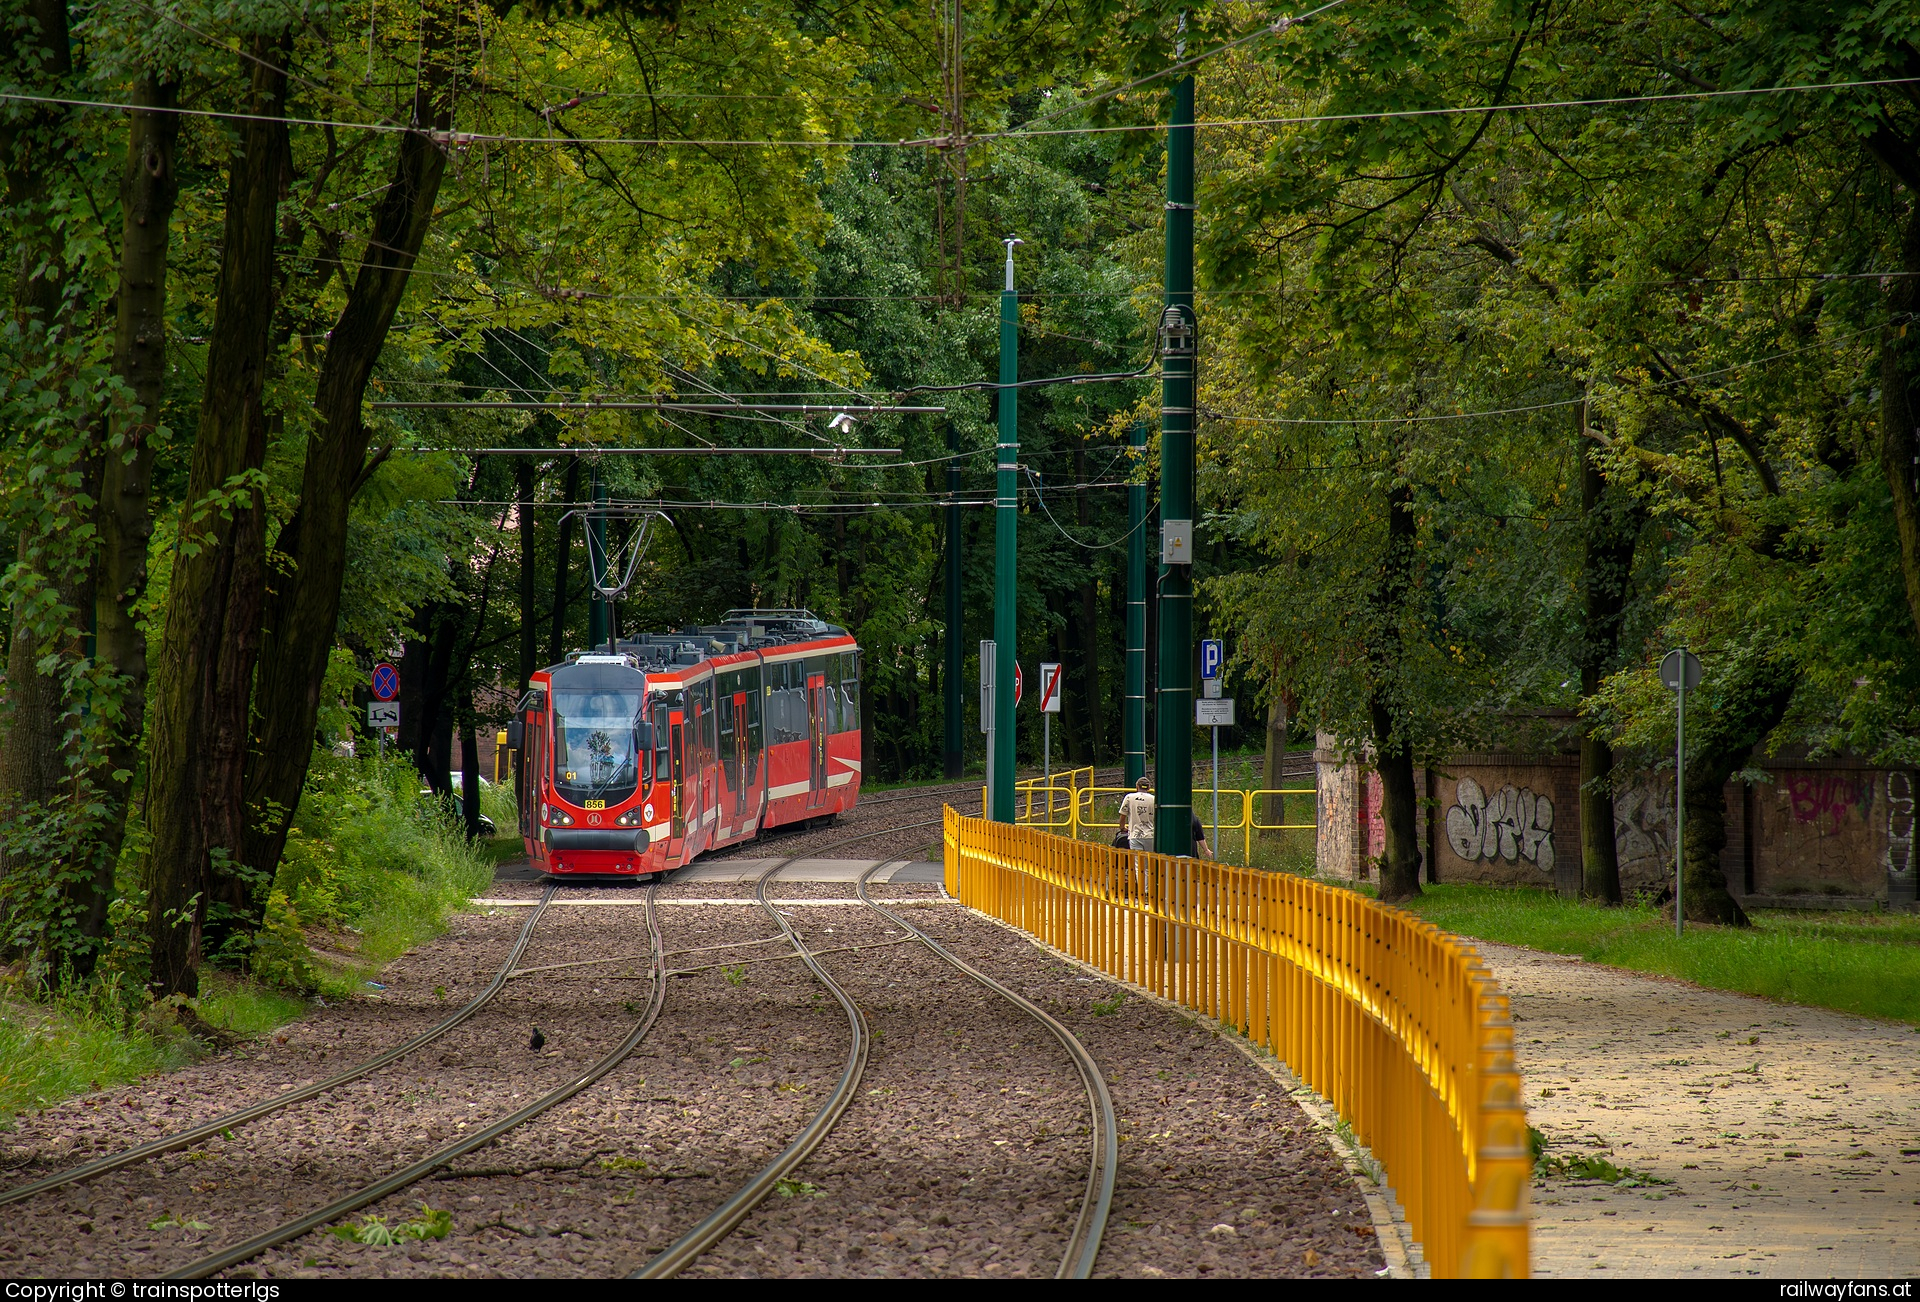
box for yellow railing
[985,779,1319,866]
[942,808,1530,1279]
[980,766,1095,829]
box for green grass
[1404,885,1920,1024]
[0,751,499,1124]
[0,971,305,1121]
[198,972,309,1036]
[473,835,526,868]
[0,998,186,1119]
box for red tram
[505,610,862,877]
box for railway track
[9,797,1122,1278]
[636,816,1117,1280]
[857,861,1115,1278]
[169,883,669,1279]
[0,884,561,1210]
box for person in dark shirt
[1190,811,1213,860]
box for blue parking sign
[1200,638,1223,680]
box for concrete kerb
[953,900,1426,1280]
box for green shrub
[271,750,494,986]
[479,777,518,835]
[0,745,489,1121]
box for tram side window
[768,661,804,745]
[700,679,717,760]
[650,689,681,790]
[838,651,860,733]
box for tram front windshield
[552,689,647,805]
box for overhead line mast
[990,237,1023,823]
[1155,24,1197,856]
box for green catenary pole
[991,238,1022,822]
[944,420,964,779]
[1124,420,1148,785]
[1154,64,1196,856]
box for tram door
[698,702,714,856]
[515,707,533,840]
[807,671,828,811]
[668,714,686,844]
[732,690,749,817]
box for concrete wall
[1317,735,1914,907]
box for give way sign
[1037,662,1063,714]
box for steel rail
[0,886,560,1209]
[631,818,942,1279]
[855,863,1117,1278]
[168,883,667,1279]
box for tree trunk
[143,39,289,996]
[1369,478,1423,903]
[76,74,182,967]
[1678,653,1798,927]
[1577,416,1639,904]
[396,615,435,763]
[1371,701,1422,902]
[0,0,77,941]
[403,604,457,792]
[1879,200,1920,645]
[459,689,481,840]
[1261,680,1288,836]
[240,55,453,885]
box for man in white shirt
[1119,777,1155,851]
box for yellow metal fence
[987,771,1317,865]
[943,808,1529,1279]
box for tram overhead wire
[372,402,944,413]
[10,73,1918,148]
[397,446,904,457]
[439,497,996,510]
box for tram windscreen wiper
[552,690,645,806]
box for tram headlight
[542,803,574,827]
[615,808,644,827]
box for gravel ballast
[2,849,1386,1278]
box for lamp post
[1660,648,1703,937]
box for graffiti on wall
[1612,784,1674,878]
[1890,772,1914,884]
[1784,773,1869,835]
[1445,777,1556,873]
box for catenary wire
[8,73,1918,147]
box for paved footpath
[1479,943,1920,1278]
